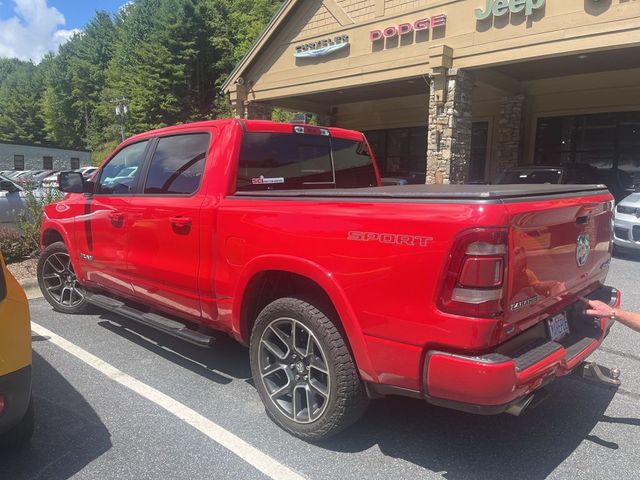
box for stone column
[244,101,273,120]
[427,68,473,184]
[495,94,526,172]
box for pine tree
[0,62,46,144]
[0,0,285,147]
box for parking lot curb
[19,277,43,300]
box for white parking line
[31,322,306,480]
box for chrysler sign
[295,35,349,58]
[370,14,446,42]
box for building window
[535,111,640,199]
[70,157,80,169]
[363,127,427,184]
[43,156,53,170]
[14,155,24,170]
[470,122,489,183]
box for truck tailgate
[504,193,614,328]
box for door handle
[170,216,192,228]
[109,212,124,226]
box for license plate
[547,311,570,342]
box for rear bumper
[422,285,620,414]
[0,366,32,434]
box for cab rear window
[236,132,377,191]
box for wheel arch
[41,228,65,248]
[233,256,376,382]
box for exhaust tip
[505,389,550,416]
[505,394,535,417]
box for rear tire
[0,396,34,451]
[37,242,91,314]
[250,297,369,441]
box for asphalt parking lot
[3,255,640,480]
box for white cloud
[0,0,80,62]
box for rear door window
[236,132,377,191]
[143,133,209,195]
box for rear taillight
[438,228,508,318]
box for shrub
[0,227,32,263]
[0,186,64,263]
[15,187,63,258]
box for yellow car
[0,253,33,449]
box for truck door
[126,132,210,320]
[77,140,150,295]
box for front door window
[96,141,148,195]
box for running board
[85,293,215,348]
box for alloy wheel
[258,317,331,424]
[41,252,85,307]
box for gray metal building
[0,141,91,171]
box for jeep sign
[475,0,545,20]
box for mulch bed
[6,257,38,281]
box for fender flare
[232,255,376,382]
[40,220,83,278]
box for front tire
[37,242,90,314]
[250,297,369,441]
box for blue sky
[0,0,125,62]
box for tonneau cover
[233,184,609,200]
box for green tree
[0,0,285,148]
[40,50,82,148]
[103,0,218,135]
[0,62,46,144]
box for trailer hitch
[575,361,621,387]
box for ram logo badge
[576,233,591,267]
[348,231,433,248]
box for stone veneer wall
[426,69,473,184]
[496,94,526,172]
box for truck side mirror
[58,171,85,193]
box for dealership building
[223,0,640,185]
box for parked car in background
[0,252,34,450]
[0,175,30,228]
[0,175,45,228]
[76,166,97,179]
[613,192,640,255]
[101,166,138,190]
[495,164,634,202]
[41,172,60,190]
[15,170,56,188]
[5,171,24,179]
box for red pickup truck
[38,119,620,440]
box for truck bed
[232,184,609,201]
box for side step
[85,293,215,348]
